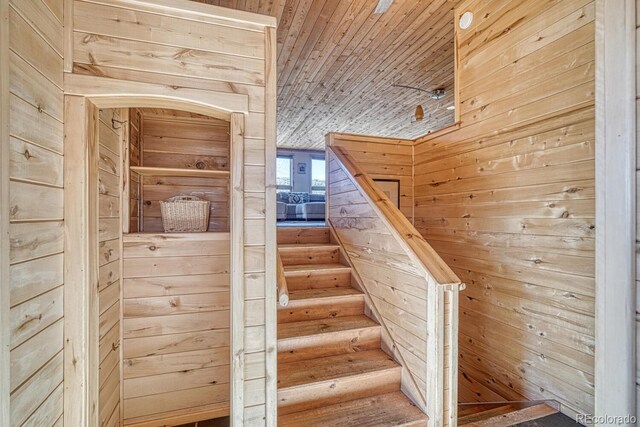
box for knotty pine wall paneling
[414,0,595,418]
[97,108,124,427]
[327,133,415,222]
[68,1,277,424]
[5,0,65,425]
[138,108,231,232]
[122,233,231,424]
[129,108,142,233]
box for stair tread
[288,287,363,302]
[458,402,558,426]
[458,404,517,424]
[278,315,378,340]
[283,263,350,274]
[278,349,399,390]
[278,392,427,426]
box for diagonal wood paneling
[197,0,456,149]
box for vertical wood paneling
[63,95,99,427]
[263,26,277,427]
[414,0,595,418]
[7,0,64,425]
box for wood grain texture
[327,147,460,427]
[122,232,230,424]
[97,109,123,427]
[327,133,415,222]
[67,1,275,424]
[414,0,595,418]
[6,0,65,424]
[195,0,456,149]
[136,108,231,233]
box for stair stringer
[328,223,428,414]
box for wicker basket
[160,196,211,232]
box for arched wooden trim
[63,94,246,427]
[64,74,249,120]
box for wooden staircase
[276,226,428,426]
[458,401,559,426]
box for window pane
[276,157,292,190]
[311,158,326,194]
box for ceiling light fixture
[374,0,393,14]
[392,84,446,100]
[459,11,473,29]
[392,84,446,122]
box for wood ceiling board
[196,0,456,149]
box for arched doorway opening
[63,95,245,427]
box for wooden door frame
[63,94,246,427]
[594,0,637,422]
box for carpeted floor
[515,413,583,426]
[177,416,229,427]
[277,221,326,227]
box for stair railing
[327,145,465,427]
[277,251,289,307]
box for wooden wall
[67,1,278,424]
[327,133,414,222]
[413,0,595,418]
[122,233,230,425]
[327,148,458,426]
[97,108,124,427]
[129,108,142,233]
[138,108,230,232]
[328,154,430,407]
[6,0,65,425]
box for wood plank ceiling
[196,0,456,150]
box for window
[276,156,293,192]
[311,157,326,194]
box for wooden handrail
[276,252,289,306]
[330,146,464,288]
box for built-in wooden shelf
[130,166,230,178]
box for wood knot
[148,245,157,251]
[23,149,31,159]
[196,161,206,170]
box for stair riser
[277,368,401,415]
[285,270,351,290]
[278,392,429,427]
[278,327,380,364]
[277,228,330,245]
[278,297,364,323]
[279,247,340,266]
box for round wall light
[459,11,473,30]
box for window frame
[310,156,326,195]
[276,155,293,192]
